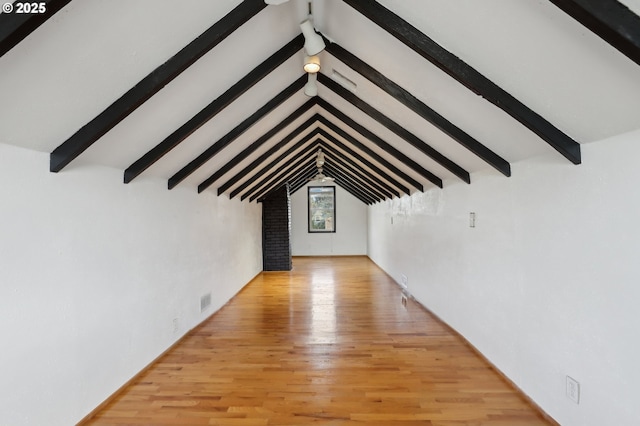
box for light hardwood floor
[82,256,553,425]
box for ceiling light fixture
[300,18,325,56]
[303,55,320,73]
[304,73,318,97]
[316,149,325,167]
[309,149,334,182]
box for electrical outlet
[400,274,408,288]
[172,318,179,335]
[469,212,476,228]
[566,376,580,404]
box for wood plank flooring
[82,256,553,425]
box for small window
[308,186,335,233]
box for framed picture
[308,186,336,233]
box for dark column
[261,184,292,271]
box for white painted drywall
[291,183,367,255]
[0,144,262,425]
[368,129,640,426]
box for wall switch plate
[469,212,476,228]
[566,376,580,404]
[400,274,408,288]
[200,293,212,312]
[172,318,179,334]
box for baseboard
[292,254,367,257]
[365,256,559,426]
[76,271,263,425]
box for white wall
[0,144,262,426]
[368,129,640,426]
[291,183,367,255]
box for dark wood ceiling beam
[281,167,318,198]
[324,40,511,177]
[252,145,384,204]
[222,122,403,202]
[319,143,397,199]
[323,161,383,202]
[316,128,408,196]
[124,35,304,183]
[218,113,413,200]
[208,104,318,195]
[549,0,640,66]
[318,73,467,184]
[317,98,435,190]
[229,132,318,198]
[278,164,374,206]
[342,0,581,165]
[316,118,416,194]
[168,75,306,189]
[322,159,384,202]
[0,0,71,58]
[287,167,374,206]
[275,164,317,198]
[322,171,376,205]
[316,101,426,191]
[243,148,318,201]
[49,0,267,172]
[251,158,318,202]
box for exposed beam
[316,127,409,196]
[221,122,405,201]
[549,0,640,67]
[278,164,317,197]
[342,0,581,165]
[124,35,304,183]
[285,166,374,205]
[319,143,397,199]
[242,146,379,204]
[229,131,318,198]
[0,0,71,58]
[322,159,385,202]
[325,40,511,177]
[215,110,416,199]
[50,0,267,172]
[322,171,375,205]
[323,161,383,202]
[316,99,428,191]
[205,101,317,194]
[283,167,318,198]
[285,170,372,205]
[168,75,306,189]
[252,159,317,202]
[223,124,402,201]
[242,140,385,201]
[318,73,467,184]
[245,149,319,201]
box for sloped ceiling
[1,0,639,204]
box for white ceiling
[1,0,639,200]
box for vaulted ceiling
[1,0,640,204]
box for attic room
[1,0,640,424]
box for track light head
[300,19,326,56]
[316,148,325,166]
[304,73,318,97]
